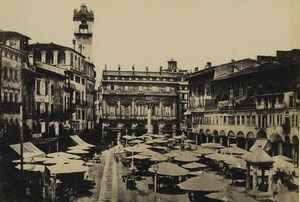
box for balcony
[274,103,286,109]
[1,102,20,114]
[102,89,177,96]
[102,115,176,121]
[218,100,229,110]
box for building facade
[186,50,300,165]
[0,31,36,144]
[97,60,189,141]
[27,4,96,135]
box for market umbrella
[151,146,168,151]
[272,156,295,171]
[12,157,48,164]
[123,135,135,139]
[47,160,88,175]
[178,172,226,192]
[223,156,247,170]
[206,191,257,202]
[144,139,155,145]
[15,164,45,172]
[220,146,250,156]
[173,136,183,140]
[124,146,144,153]
[129,139,144,144]
[153,139,168,144]
[149,162,189,176]
[182,162,207,170]
[184,139,195,143]
[164,150,182,158]
[126,154,151,160]
[206,153,228,161]
[164,134,171,137]
[192,148,215,157]
[174,154,199,163]
[68,145,91,150]
[149,154,168,162]
[151,134,165,139]
[272,155,293,163]
[201,143,225,149]
[46,152,81,160]
[66,149,89,155]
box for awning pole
[20,99,24,171]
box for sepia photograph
[0,0,299,201]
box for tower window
[79,23,89,33]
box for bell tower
[73,4,94,61]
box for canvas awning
[10,142,45,159]
[70,135,95,148]
[250,139,271,152]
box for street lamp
[153,162,159,201]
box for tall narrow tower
[73,4,94,61]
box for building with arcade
[186,50,300,165]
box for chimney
[194,67,199,72]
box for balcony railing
[102,115,176,121]
[102,89,177,96]
[1,102,20,114]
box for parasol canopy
[148,162,189,176]
[201,143,225,149]
[12,157,48,164]
[144,139,155,145]
[151,134,165,139]
[126,154,151,160]
[124,146,144,153]
[47,160,88,175]
[46,152,81,160]
[220,146,250,156]
[174,154,199,162]
[153,139,168,144]
[181,162,207,169]
[15,164,45,172]
[129,139,144,144]
[164,150,182,158]
[178,172,226,191]
[68,145,91,150]
[66,149,89,155]
[272,156,295,171]
[206,191,257,202]
[192,148,215,156]
[149,154,168,162]
[184,139,195,143]
[173,136,183,140]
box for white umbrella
[12,157,48,164]
[149,162,189,176]
[66,149,89,155]
[174,154,199,163]
[46,152,81,159]
[182,162,207,169]
[15,164,45,172]
[178,172,225,191]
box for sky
[0,0,299,85]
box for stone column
[147,105,152,134]
[117,99,121,117]
[65,51,71,65]
[268,167,273,194]
[278,142,283,155]
[53,51,58,65]
[131,99,135,116]
[41,51,46,63]
[246,163,251,190]
[252,169,257,193]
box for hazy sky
[0,0,299,85]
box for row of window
[71,75,85,85]
[106,85,176,92]
[2,67,18,80]
[76,109,86,120]
[195,114,299,128]
[3,91,19,103]
[104,105,174,117]
[36,80,59,96]
[105,76,175,82]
